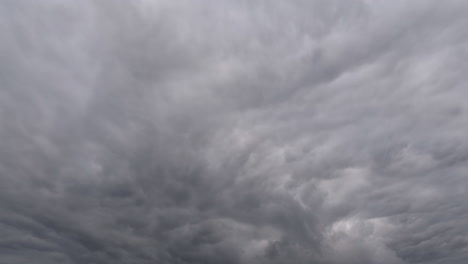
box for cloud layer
[1,0,468,263]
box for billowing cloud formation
[1,0,468,263]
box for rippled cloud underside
[1,1,468,263]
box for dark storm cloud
[1,0,468,263]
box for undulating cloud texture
[1,0,468,263]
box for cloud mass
[1,0,468,263]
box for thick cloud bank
[1,0,468,263]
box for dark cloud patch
[1,0,468,263]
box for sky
[1,0,468,263]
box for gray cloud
[1,0,468,263]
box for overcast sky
[1,0,468,263]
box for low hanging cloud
[1,0,468,263]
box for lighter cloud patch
[325,216,403,264]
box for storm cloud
[1,0,468,263]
